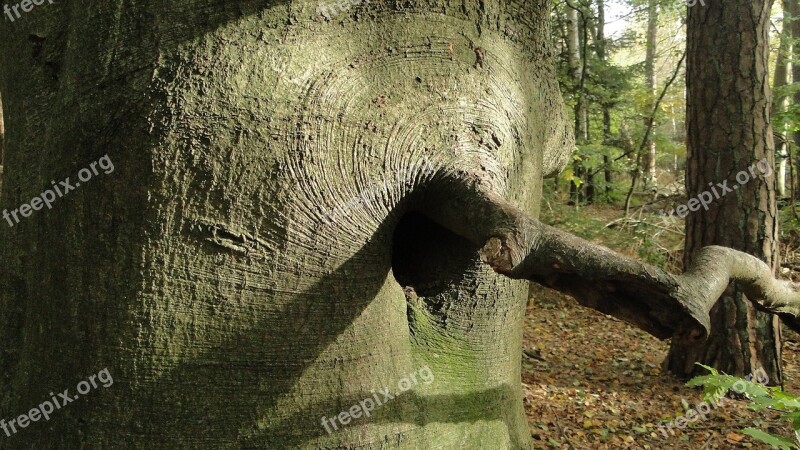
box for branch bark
[423,183,800,344]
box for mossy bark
[0,1,571,448]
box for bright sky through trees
[605,0,630,38]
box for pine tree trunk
[0,1,573,447]
[665,0,781,382]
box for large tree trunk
[665,0,782,381]
[0,1,574,447]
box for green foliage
[548,0,690,205]
[688,364,800,449]
[780,208,800,237]
[741,428,798,450]
[537,193,682,269]
[634,232,667,267]
[772,83,800,133]
[686,364,770,399]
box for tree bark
[665,0,782,381]
[1,0,796,447]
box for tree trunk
[791,0,800,194]
[665,0,782,381]
[0,1,577,447]
[597,0,613,198]
[567,5,589,204]
[774,0,792,198]
[566,7,582,83]
[603,112,613,198]
[643,0,659,190]
[0,92,3,194]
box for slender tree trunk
[643,0,659,190]
[597,0,613,198]
[791,0,800,194]
[665,0,781,382]
[567,6,588,204]
[0,93,3,195]
[603,109,613,197]
[566,8,581,81]
[774,0,792,198]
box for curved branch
[421,180,800,343]
[479,215,709,343]
[680,247,800,330]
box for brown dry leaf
[726,431,745,442]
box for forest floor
[522,203,800,449]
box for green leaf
[687,364,770,400]
[685,374,717,388]
[791,412,800,431]
[742,428,799,449]
[751,396,800,412]
[696,363,718,375]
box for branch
[422,181,800,343]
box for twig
[546,403,577,450]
